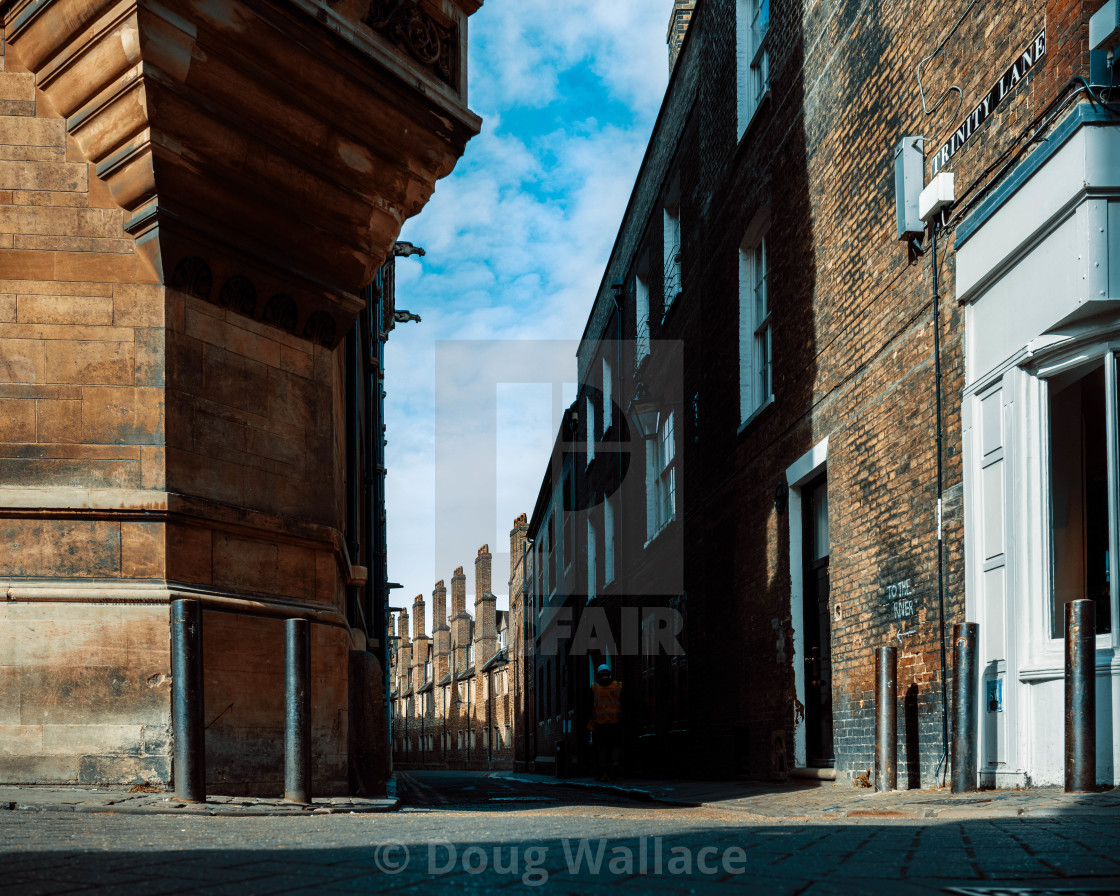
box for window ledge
[662,292,682,326]
[736,89,772,151]
[1018,645,1117,682]
[738,393,775,435]
[643,514,678,551]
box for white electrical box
[919,172,955,224]
[894,136,924,240]
[1091,0,1120,52]
[1090,0,1120,86]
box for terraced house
[389,533,524,771]
[0,0,481,794]
[533,0,1120,787]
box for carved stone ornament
[363,0,458,87]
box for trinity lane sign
[930,29,1046,176]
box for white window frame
[602,356,613,433]
[586,393,596,467]
[604,493,616,585]
[1039,352,1119,647]
[663,177,682,321]
[646,411,677,541]
[736,0,771,136]
[739,215,772,425]
[635,274,651,368]
[587,518,597,603]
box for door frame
[786,437,828,770]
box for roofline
[576,0,704,349]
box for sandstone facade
[0,0,481,792]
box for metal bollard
[951,622,979,793]
[171,598,205,802]
[285,617,312,803]
[1065,599,1096,793]
[875,646,897,792]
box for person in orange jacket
[588,664,621,782]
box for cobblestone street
[2,772,1119,894]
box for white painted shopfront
[958,105,1120,787]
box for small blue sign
[986,679,1003,713]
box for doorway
[801,475,833,767]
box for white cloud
[383,1,668,628]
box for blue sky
[384,1,670,625]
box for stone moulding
[362,0,458,89]
[0,487,368,617]
[1,0,481,346]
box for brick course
[568,0,1103,784]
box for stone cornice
[2,0,482,346]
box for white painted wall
[959,114,1120,786]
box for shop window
[1049,362,1112,636]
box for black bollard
[171,599,205,802]
[951,622,978,793]
[1065,599,1096,793]
[285,617,312,803]
[875,646,897,792]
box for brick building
[390,532,526,770]
[0,0,481,792]
[529,0,1119,787]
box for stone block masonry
[0,0,482,792]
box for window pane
[1050,363,1111,637]
[757,324,771,398]
[754,242,767,319]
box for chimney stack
[667,0,696,73]
[397,606,412,691]
[475,545,497,662]
[509,513,529,580]
[450,565,471,673]
[412,594,429,687]
[432,579,450,679]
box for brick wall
[675,0,1092,783]
[572,0,1101,785]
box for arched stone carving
[262,294,299,334]
[170,256,212,299]
[302,311,336,347]
[218,276,257,317]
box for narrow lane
[396,769,646,811]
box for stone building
[529,0,1120,787]
[390,531,526,770]
[0,0,482,793]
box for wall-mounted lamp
[628,379,660,440]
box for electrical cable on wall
[914,0,980,149]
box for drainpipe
[931,221,950,782]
